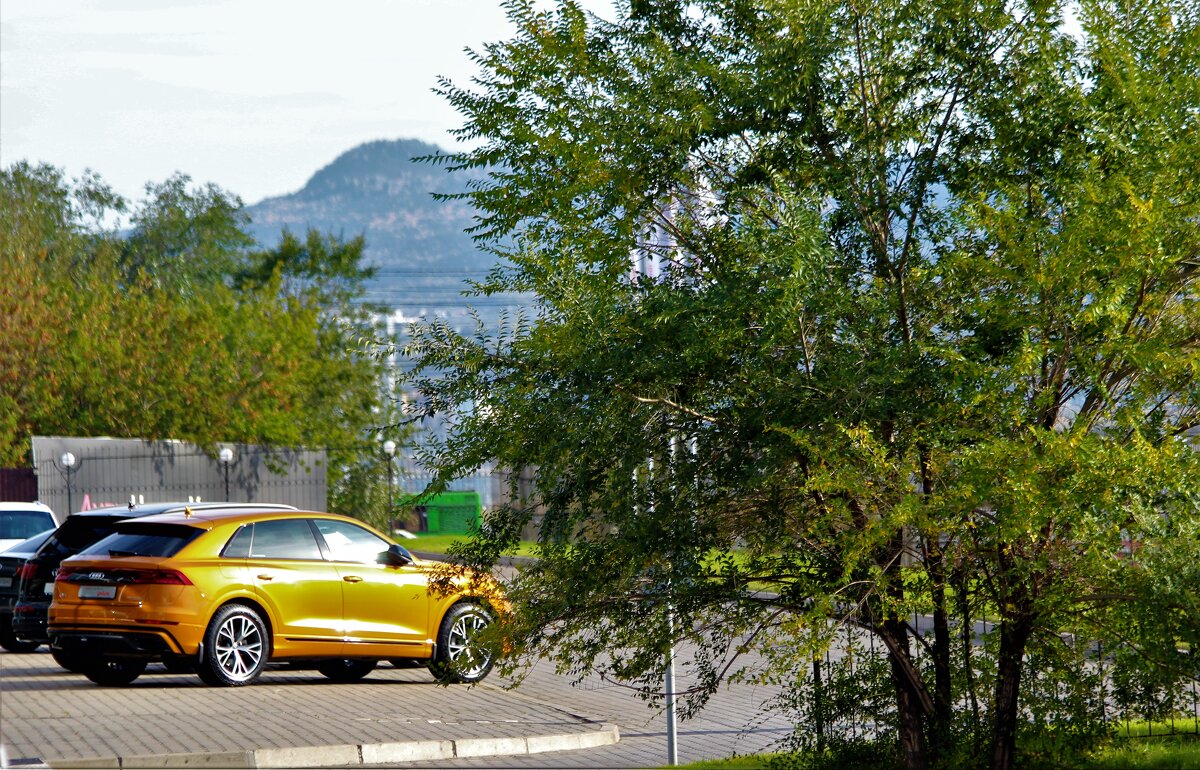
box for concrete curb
[43,724,620,769]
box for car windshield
[0,511,55,540]
[80,524,202,558]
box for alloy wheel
[213,612,264,682]
[445,609,492,680]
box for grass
[402,532,539,558]
[658,734,1200,770]
[1088,735,1200,769]
[667,756,774,770]
[1116,718,1200,739]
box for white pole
[666,602,679,765]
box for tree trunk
[990,614,1033,770]
[925,540,954,733]
[918,448,954,752]
[881,618,930,770]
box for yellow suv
[48,507,503,687]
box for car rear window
[0,511,56,540]
[79,524,202,559]
[39,515,129,558]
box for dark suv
[0,528,55,652]
[13,501,295,671]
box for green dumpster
[405,491,482,534]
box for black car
[12,501,295,671]
[0,529,55,652]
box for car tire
[0,622,40,653]
[85,657,147,686]
[316,659,377,682]
[51,647,88,673]
[429,602,494,684]
[198,604,268,687]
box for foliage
[120,173,255,292]
[0,162,403,517]
[399,1,1200,770]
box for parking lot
[1,647,790,768]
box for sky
[0,0,614,206]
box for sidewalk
[0,652,617,769]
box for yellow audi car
[48,507,504,687]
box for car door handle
[256,574,274,581]
[342,575,363,583]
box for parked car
[0,502,58,552]
[48,508,505,687]
[0,528,55,652]
[13,501,295,672]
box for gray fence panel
[31,437,326,516]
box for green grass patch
[1089,734,1200,769]
[659,738,1200,770]
[1115,718,1200,739]
[666,755,775,770]
[403,533,539,558]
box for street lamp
[219,447,234,502]
[57,451,78,514]
[382,439,397,524]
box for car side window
[221,524,252,558]
[313,519,390,564]
[247,519,322,561]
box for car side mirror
[383,543,413,566]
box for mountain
[245,139,521,317]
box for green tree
[0,163,401,517]
[400,2,1200,769]
[120,173,254,292]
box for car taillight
[16,562,38,581]
[56,567,193,585]
[137,569,193,585]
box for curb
[42,724,620,769]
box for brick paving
[0,646,793,768]
[360,656,793,769]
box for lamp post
[382,439,397,524]
[219,447,234,502]
[58,452,78,514]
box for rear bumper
[11,602,48,643]
[50,627,183,658]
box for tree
[0,163,401,517]
[400,2,1200,769]
[120,173,255,292]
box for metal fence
[391,453,501,512]
[800,611,1200,755]
[31,436,326,515]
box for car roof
[68,502,296,519]
[0,502,55,513]
[121,508,362,531]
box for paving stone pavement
[0,646,792,769]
